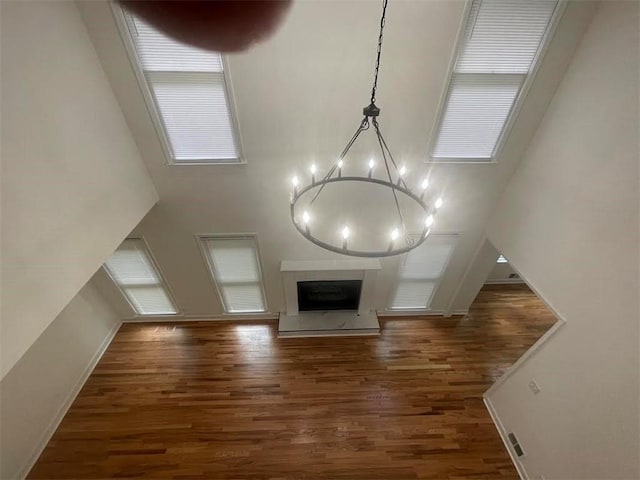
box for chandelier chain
[370,0,389,105]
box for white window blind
[122,12,239,163]
[201,236,267,313]
[390,236,456,310]
[432,0,558,160]
[104,239,177,315]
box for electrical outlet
[528,379,541,395]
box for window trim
[196,234,269,314]
[387,234,458,312]
[111,4,245,166]
[103,236,181,317]
[426,0,566,164]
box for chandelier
[289,0,443,258]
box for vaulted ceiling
[79,0,596,317]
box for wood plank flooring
[29,284,556,479]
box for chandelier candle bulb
[423,215,434,238]
[291,175,299,196]
[310,164,317,184]
[397,165,407,185]
[302,210,311,233]
[425,214,434,228]
[420,178,429,199]
[341,225,350,249]
[337,159,343,177]
[389,228,400,251]
[368,158,375,178]
[435,197,443,209]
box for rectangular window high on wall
[115,7,241,164]
[430,0,560,162]
[390,235,457,310]
[200,236,267,313]
[104,238,178,315]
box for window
[497,254,508,263]
[104,238,178,315]
[200,236,267,313]
[430,0,560,161]
[390,235,457,310]
[116,8,240,164]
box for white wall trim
[122,313,279,323]
[128,310,473,322]
[484,279,526,285]
[377,309,468,317]
[484,316,565,397]
[484,396,529,480]
[16,320,122,480]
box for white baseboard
[377,309,468,317]
[484,279,526,285]
[484,396,528,480]
[128,311,473,323]
[123,313,279,323]
[17,320,122,480]
[484,318,565,397]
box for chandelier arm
[376,124,408,190]
[337,117,369,162]
[309,118,369,206]
[374,120,405,227]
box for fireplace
[297,280,363,312]
[279,260,381,337]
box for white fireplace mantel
[280,259,381,317]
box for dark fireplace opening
[297,280,362,312]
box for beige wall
[485,2,639,478]
[0,1,158,378]
[0,278,121,480]
[79,1,597,320]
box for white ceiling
[79,0,597,317]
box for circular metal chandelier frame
[290,176,432,258]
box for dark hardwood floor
[29,284,556,479]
